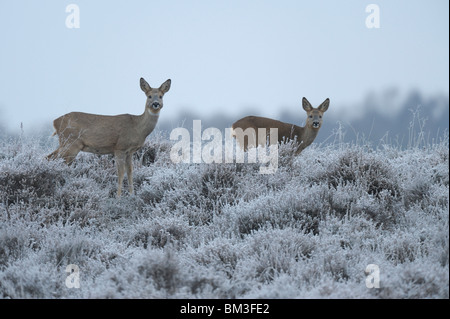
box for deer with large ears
[231,97,330,154]
[47,77,171,197]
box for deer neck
[138,108,160,137]
[296,124,319,146]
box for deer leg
[48,140,82,165]
[294,143,305,155]
[125,153,134,195]
[58,140,83,165]
[46,149,59,161]
[115,152,126,197]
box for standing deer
[47,77,171,197]
[231,97,329,154]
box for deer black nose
[152,102,160,109]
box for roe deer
[47,77,171,197]
[231,97,329,154]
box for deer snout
[151,101,161,109]
[312,121,320,128]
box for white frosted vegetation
[0,132,448,298]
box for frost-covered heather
[0,132,448,299]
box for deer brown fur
[47,77,171,196]
[231,97,329,154]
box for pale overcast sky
[0,0,448,133]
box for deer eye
[319,115,322,118]
[148,95,152,99]
[309,115,313,118]
[159,95,162,99]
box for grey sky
[0,0,448,133]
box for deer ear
[318,98,330,112]
[159,79,171,94]
[302,97,313,112]
[140,77,151,93]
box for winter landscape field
[0,0,448,303]
[0,122,448,299]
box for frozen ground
[0,131,448,298]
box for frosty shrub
[239,228,317,283]
[127,216,190,249]
[0,130,448,298]
[200,163,239,213]
[0,156,66,206]
[135,135,174,166]
[0,226,28,268]
[93,248,182,298]
[322,148,399,198]
[0,258,64,298]
[230,184,325,236]
[44,225,102,268]
[135,248,180,293]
